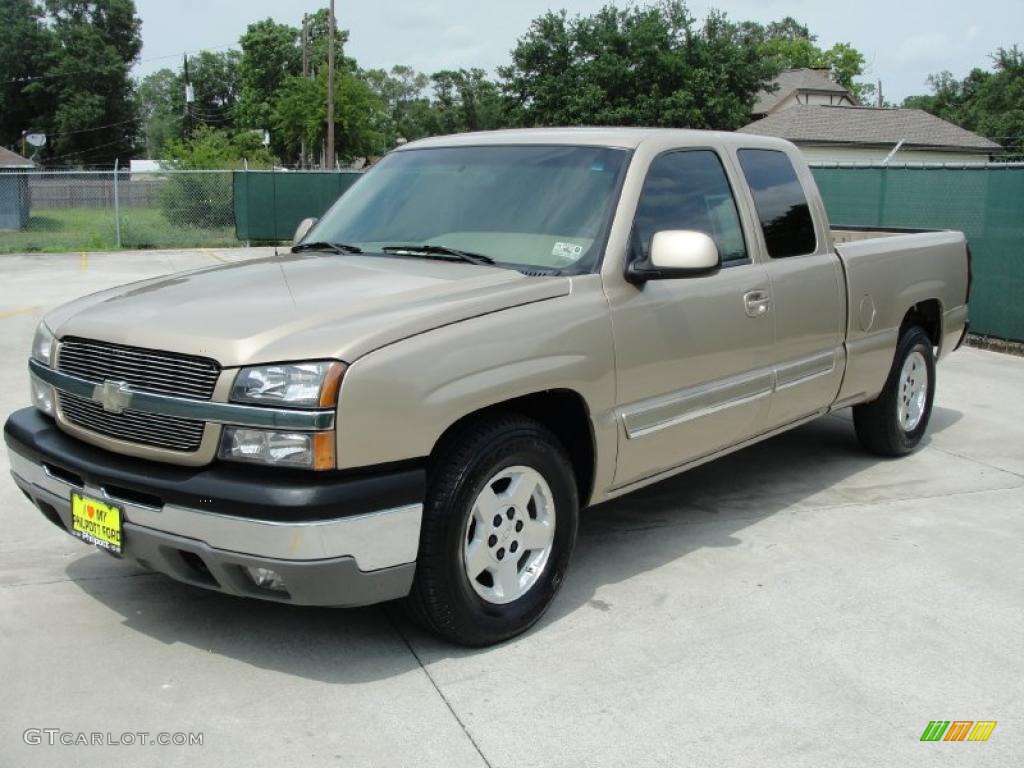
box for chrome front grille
[58,338,219,399]
[59,392,206,452]
[56,338,220,452]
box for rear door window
[737,149,817,259]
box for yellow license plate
[70,493,123,554]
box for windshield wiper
[380,244,495,266]
[291,241,363,255]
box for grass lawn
[0,208,241,253]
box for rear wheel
[406,414,579,646]
[853,325,936,456]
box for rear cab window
[631,149,749,266]
[737,149,817,259]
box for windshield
[306,144,629,272]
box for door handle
[744,290,772,318]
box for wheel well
[432,390,596,507]
[902,300,941,347]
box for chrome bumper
[9,448,422,607]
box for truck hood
[45,253,571,367]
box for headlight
[31,323,55,367]
[30,323,56,416]
[230,361,344,408]
[218,427,336,470]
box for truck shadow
[65,407,962,682]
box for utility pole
[183,54,193,139]
[877,80,884,109]
[301,14,310,168]
[326,0,336,170]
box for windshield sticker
[552,242,584,261]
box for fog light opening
[246,566,287,592]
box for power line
[39,137,130,163]
[44,118,141,138]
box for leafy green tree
[304,8,354,75]
[905,47,1024,158]
[0,0,56,155]
[236,18,301,132]
[431,69,504,134]
[501,2,776,130]
[40,0,142,164]
[135,67,180,157]
[186,50,242,124]
[364,65,436,144]
[162,124,273,169]
[272,69,386,165]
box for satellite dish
[25,132,46,148]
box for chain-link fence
[0,169,238,253]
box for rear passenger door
[735,148,846,429]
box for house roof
[753,68,852,115]
[738,105,1003,153]
[0,146,35,168]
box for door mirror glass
[292,217,318,246]
[628,230,720,282]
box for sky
[132,0,1024,104]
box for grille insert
[58,338,220,400]
[56,338,219,453]
[59,392,205,452]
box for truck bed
[832,228,970,406]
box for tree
[0,0,56,155]
[135,67,180,158]
[236,19,301,132]
[500,2,776,130]
[272,69,386,165]
[905,47,1024,159]
[162,124,272,169]
[42,0,142,164]
[186,50,242,126]
[364,65,436,144]
[430,69,504,134]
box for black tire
[405,414,579,646]
[853,325,936,456]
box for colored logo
[921,721,997,742]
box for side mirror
[292,217,318,246]
[626,230,721,283]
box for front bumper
[5,408,424,606]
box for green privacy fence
[233,170,362,242]
[811,164,1024,342]
[230,165,1022,342]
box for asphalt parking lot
[1,249,1021,767]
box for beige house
[743,69,1002,164]
[752,68,859,118]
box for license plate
[70,493,123,555]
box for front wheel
[405,414,579,646]
[853,325,936,456]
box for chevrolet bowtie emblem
[93,380,133,414]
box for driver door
[608,149,774,489]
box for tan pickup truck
[5,128,970,645]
